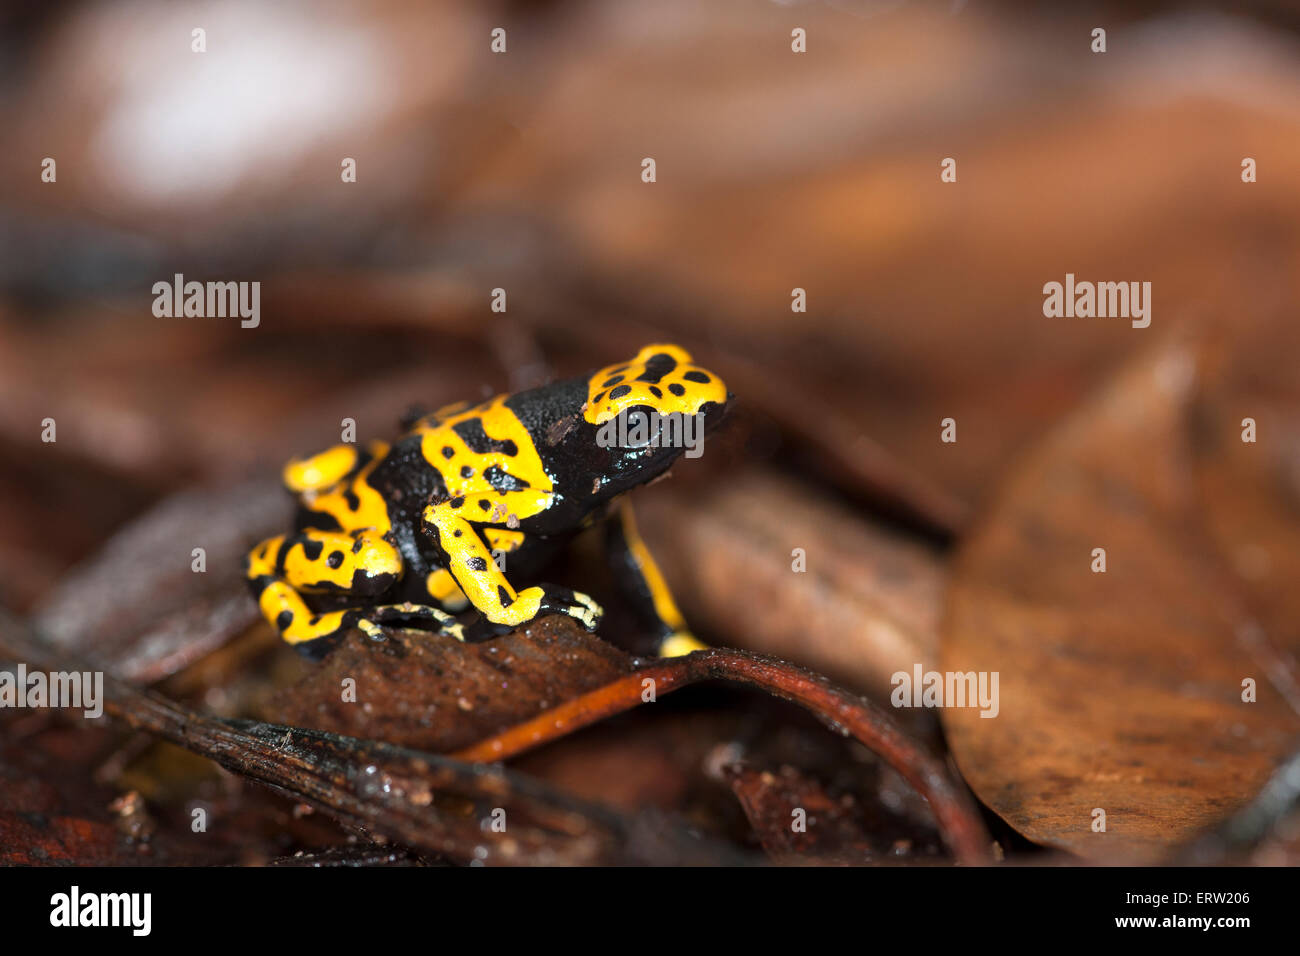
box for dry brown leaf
[942,338,1300,861]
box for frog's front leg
[244,529,463,652]
[421,499,602,631]
[606,500,707,657]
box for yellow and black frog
[244,344,729,659]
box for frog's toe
[568,591,603,632]
[357,602,466,641]
[657,631,708,657]
[536,586,603,632]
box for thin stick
[453,647,993,865]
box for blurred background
[2,0,1299,864]
[3,0,1299,589]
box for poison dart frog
[244,344,729,659]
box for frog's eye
[618,407,662,448]
[594,405,662,451]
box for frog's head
[578,344,730,495]
[583,344,729,427]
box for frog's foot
[605,501,703,654]
[422,500,602,633]
[354,602,465,642]
[656,631,708,657]
[458,588,602,638]
[475,583,603,633]
[246,534,363,650]
[530,585,603,632]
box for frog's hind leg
[606,500,706,657]
[244,529,462,653]
[275,528,402,596]
[281,443,370,498]
[243,535,354,650]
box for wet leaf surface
[264,616,636,754]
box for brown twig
[453,647,993,865]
